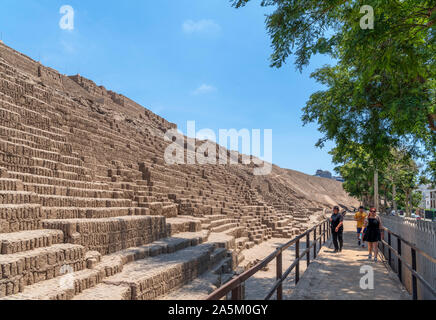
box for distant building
[315,170,332,179]
[314,170,345,183]
[418,185,436,209]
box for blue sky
[0,0,337,175]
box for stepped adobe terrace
[0,42,358,300]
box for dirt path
[289,216,410,300]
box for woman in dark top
[361,207,384,262]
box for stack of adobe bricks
[0,42,349,300]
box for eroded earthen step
[0,229,64,254]
[42,216,168,255]
[72,283,132,300]
[23,183,124,198]
[0,191,39,205]
[38,195,131,208]
[42,206,150,219]
[160,271,221,300]
[210,222,239,233]
[0,178,23,191]
[208,232,236,250]
[0,203,43,233]
[0,41,355,300]
[75,243,216,300]
[9,171,109,190]
[0,243,86,298]
[0,254,123,300]
[165,217,203,236]
[0,231,210,300]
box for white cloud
[192,84,217,95]
[182,19,221,34]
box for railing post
[323,222,326,244]
[319,225,322,248]
[397,237,402,283]
[313,228,317,259]
[388,232,392,267]
[306,233,310,267]
[231,284,242,300]
[276,251,283,300]
[330,220,332,237]
[411,248,418,300]
[295,239,300,284]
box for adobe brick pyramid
[0,42,358,300]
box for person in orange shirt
[354,206,367,247]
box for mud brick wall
[0,41,360,300]
[0,205,44,234]
[0,45,39,78]
[43,207,138,220]
[37,65,65,90]
[0,244,86,298]
[133,245,213,300]
[42,216,168,255]
[166,220,202,236]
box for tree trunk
[374,169,379,212]
[405,190,411,217]
[409,191,413,215]
[365,193,373,208]
[392,184,397,212]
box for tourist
[361,207,384,262]
[354,206,367,247]
[330,206,344,253]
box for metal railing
[206,219,331,300]
[380,226,436,300]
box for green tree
[384,149,420,215]
[333,145,421,214]
[232,0,436,179]
[331,145,373,206]
[302,62,402,209]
